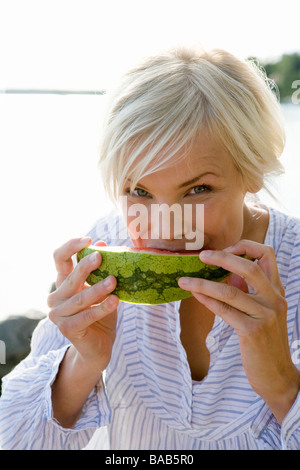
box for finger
[75,294,119,330]
[178,276,260,317]
[53,294,119,336]
[224,240,284,293]
[199,247,278,298]
[226,273,249,293]
[94,240,107,247]
[49,250,102,306]
[190,291,252,333]
[53,237,92,288]
[50,274,117,318]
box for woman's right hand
[47,237,119,373]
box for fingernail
[80,236,91,245]
[104,276,113,288]
[90,252,99,263]
[107,295,117,307]
[179,277,190,286]
[200,250,213,260]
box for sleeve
[280,390,300,449]
[280,293,300,450]
[0,318,111,450]
[250,304,300,449]
[0,212,124,450]
[275,217,300,449]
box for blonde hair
[98,46,285,203]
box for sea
[0,94,299,320]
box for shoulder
[267,207,300,341]
[267,207,300,293]
[267,206,300,254]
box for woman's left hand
[178,239,300,424]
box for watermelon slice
[77,245,230,305]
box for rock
[0,310,46,394]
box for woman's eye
[132,188,151,197]
[189,185,211,195]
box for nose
[149,202,185,240]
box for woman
[1,46,300,450]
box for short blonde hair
[98,46,285,203]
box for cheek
[203,199,244,246]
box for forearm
[264,366,300,425]
[51,345,104,428]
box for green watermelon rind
[76,246,230,305]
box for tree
[248,52,300,102]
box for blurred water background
[0,94,299,320]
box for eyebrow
[177,172,219,188]
[127,172,220,191]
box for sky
[0,0,300,90]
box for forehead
[139,132,236,186]
[184,131,230,165]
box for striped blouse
[1,205,300,450]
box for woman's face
[120,132,252,252]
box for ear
[244,175,264,194]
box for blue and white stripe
[0,206,300,449]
